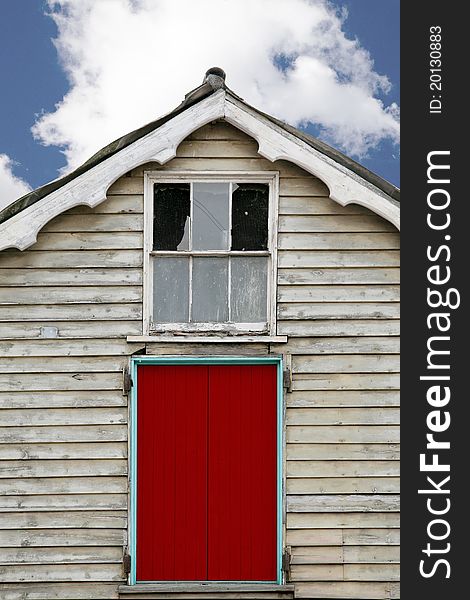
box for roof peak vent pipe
[203,67,226,90]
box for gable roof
[0,68,399,251]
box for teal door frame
[128,355,284,585]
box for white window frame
[143,171,279,336]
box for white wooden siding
[0,121,399,599]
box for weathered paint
[0,121,399,599]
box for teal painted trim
[129,358,138,585]
[129,355,283,585]
[276,358,283,585]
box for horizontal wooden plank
[286,443,400,461]
[0,425,126,444]
[279,178,332,197]
[33,232,142,251]
[291,373,400,391]
[286,528,342,546]
[0,357,127,374]
[0,390,128,409]
[289,545,399,565]
[278,337,400,355]
[0,391,123,410]
[287,477,400,495]
[287,528,399,546]
[277,288,400,304]
[279,251,399,268]
[278,268,400,285]
[42,214,143,233]
[286,408,399,426]
[291,563,399,581]
[291,548,400,565]
[279,197,364,215]
[68,195,143,215]
[287,513,399,529]
[0,286,141,305]
[107,177,144,194]
[0,528,126,547]
[0,250,142,270]
[0,268,142,287]
[0,339,141,358]
[144,342,269,356]
[0,563,124,583]
[290,546,344,565]
[343,529,400,545]
[0,442,127,460]
[278,285,400,304]
[187,122,252,141]
[0,303,142,322]
[287,495,400,513]
[278,232,400,250]
[286,391,399,408]
[0,494,126,512]
[0,546,122,564]
[0,582,119,599]
[293,354,400,375]
[344,564,400,581]
[289,564,342,581]
[0,373,122,393]
[176,139,259,158]
[343,546,400,564]
[293,582,399,599]
[0,511,126,529]
[0,476,126,495]
[279,215,395,233]
[145,156,279,174]
[278,320,400,337]
[287,426,399,444]
[286,461,399,478]
[0,321,142,340]
[278,303,399,321]
[1,408,127,427]
[0,459,127,479]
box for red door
[136,364,278,582]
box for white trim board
[0,89,399,252]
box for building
[0,68,400,600]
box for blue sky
[0,0,399,208]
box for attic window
[144,173,278,334]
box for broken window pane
[231,183,268,250]
[152,256,189,322]
[153,183,190,250]
[192,257,228,322]
[192,183,230,250]
[231,256,268,322]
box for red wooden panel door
[136,365,208,581]
[208,365,278,581]
[136,363,277,582]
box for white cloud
[33,0,399,172]
[0,155,31,211]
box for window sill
[119,583,294,598]
[127,335,288,344]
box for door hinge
[122,367,133,396]
[282,547,291,581]
[123,550,131,576]
[283,368,292,392]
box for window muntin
[145,173,278,334]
